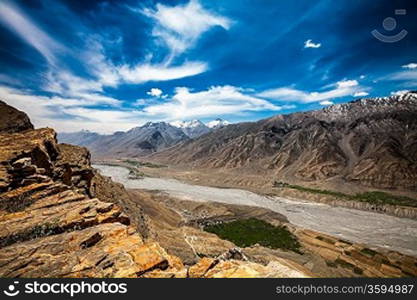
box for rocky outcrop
[186,252,312,278]
[0,128,180,277]
[295,229,417,277]
[0,100,33,134]
[55,143,149,238]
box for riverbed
[94,164,417,257]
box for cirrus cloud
[258,80,368,103]
[117,61,207,84]
[143,85,282,120]
[143,0,231,57]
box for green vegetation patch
[273,182,417,208]
[360,247,377,257]
[354,191,417,207]
[123,159,166,168]
[204,218,301,253]
[127,168,145,179]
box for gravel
[94,164,417,257]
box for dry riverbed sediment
[94,165,417,257]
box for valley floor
[94,164,417,258]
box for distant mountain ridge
[58,118,230,157]
[150,92,417,190]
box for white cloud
[353,91,369,97]
[143,85,282,119]
[118,61,207,84]
[45,71,103,95]
[81,39,120,88]
[336,79,358,88]
[319,100,333,106]
[143,0,231,57]
[0,85,130,134]
[0,2,65,64]
[390,70,417,81]
[304,39,321,49]
[402,63,417,69]
[391,90,410,96]
[0,84,285,133]
[387,69,417,87]
[0,1,209,103]
[0,86,120,110]
[147,88,163,97]
[382,64,417,87]
[258,80,366,103]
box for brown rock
[0,125,169,278]
[0,100,33,134]
[188,257,218,278]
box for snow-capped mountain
[59,122,189,157]
[170,119,210,138]
[207,118,230,129]
[170,119,231,138]
[151,92,417,191]
[59,118,232,157]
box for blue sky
[0,0,416,133]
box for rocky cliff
[0,101,313,278]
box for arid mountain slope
[59,119,231,157]
[59,122,190,158]
[150,92,417,190]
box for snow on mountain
[207,118,230,129]
[170,120,205,129]
[170,120,210,138]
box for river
[94,164,417,257]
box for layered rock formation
[0,101,313,278]
[0,127,178,277]
[295,229,417,277]
[150,92,417,191]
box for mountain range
[150,92,417,191]
[58,118,230,157]
[58,92,417,190]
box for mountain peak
[142,121,170,128]
[207,118,230,129]
[170,119,210,138]
[170,120,205,129]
